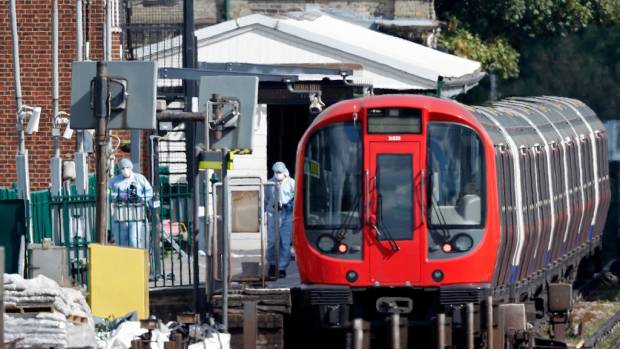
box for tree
[438,18,519,79]
[500,26,620,120]
[435,0,620,79]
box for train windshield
[427,123,485,227]
[303,122,362,229]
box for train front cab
[291,95,500,347]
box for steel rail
[583,308,620,348]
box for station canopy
[140,11,485,97]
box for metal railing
[2,177,277,292]
[52,193,95,286]
[151,182,194,287]
[1,183,195,287]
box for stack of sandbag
[4,274,96,348]
[4,313,67,348]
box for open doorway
[266,105,315,180]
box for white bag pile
[4,274,96,348]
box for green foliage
[438,20,520,79]
[591,0,620,26]
[435,0,620,78]
[436,0,619,41]
[499,26,620,120]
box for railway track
[582,308,620,348]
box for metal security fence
[0,188,19,200]
[52,193,96,286]
[0,182,195,288]
[120,0,183,69]
[31,190,55,243]
[2,176,277,292]
[151,182,194,287]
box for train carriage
[290,94,609,348]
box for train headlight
[317,235,336,253]
[452,233,474,252]
[441,242,453,253]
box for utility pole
[182,0,205,320]
[75,0,89,195]
[221,148,230,332]
[94,62,109,244]
[183,0,196,96]
[183,0,196,171]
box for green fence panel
[1,179,195,285]
[0,188,18,200]
[0,199,25,273]
[30,190,53,243]
[88,175,96,194]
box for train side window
[505,150,518,285]
[427,123,485,227]
[558,146,566,197]
[582,139,592,207]
[496,151,506,214]
[539,149,549,204]
[495,150,509,285]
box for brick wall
[395,0,435,19]
[0,0,126,190]
[130,0,435,26]
[223,0,435,22]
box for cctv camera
[25,106,41,134]
[309,105,322,114]
[309,94,325,114]
[62,160,76,181]
[62,122,73,139]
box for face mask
[121,168,132,178]
[275,173,285,181]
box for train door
[367,141,423,284]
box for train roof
[471,96,604,149]
[308,94,604,149]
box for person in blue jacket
[265,161,296,279]
[108,158,153,248]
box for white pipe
[9,0,22,113]
[10,0,30,202]
[76,0,84,152]
[51,0,62,196]
[105,0,112,60]
[76,0,83,61]
[52,0,59,149]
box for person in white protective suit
[108,158,153,248]
[265,161,296,279]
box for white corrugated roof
[141,12,484,94]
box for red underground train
[289,94,609,348]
